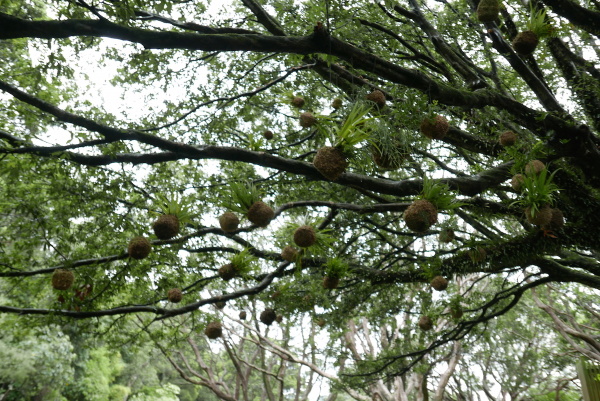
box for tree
[1,0,600,391]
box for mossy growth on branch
[221,182,275,227]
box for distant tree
[1,0,600,392]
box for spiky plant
[152,195,192,240]
[404,178,462,232]
[167,288,183,303]
[205,321,223,339]
[323,257,348,289]
[219,249,255,281]
[313,102,374,180]
[52,269,75,290]
[512,7,554,55]
[512,167,560,226]
[223,182,275,227]
[128,236,151,259]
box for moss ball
[525,205,553,227]
[205,321,223,339]
[418,316,433,331]
[260,308,277,326]
[512,31,539,55]
[366,90,386,108]
[499,131,517,147]
[128,236,151,260]
[525,160,545,175]
[293,225,316,248]
[239,311,247,320]
[323,276,340,289]
[438,228,456,243]
[404,199,438,232]
[218,263,238,281]
[291,96,305,108]
[476,0,499,22]
[219,212,239,233]
[247,201,275,227]
[313,146,348,181]
[420,115,449,139]
[263,130,274,140]
[153,214,180,240]
[468,247,487,263]
[511,174,525,192]
[281,246,299,262]
[167,288,183,303]
[331,98,343,109]
[52,269,75,290]
[431,276,449,291]
[299,112,317,128]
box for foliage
[1,0,600,397]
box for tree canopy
[1,0,600,392]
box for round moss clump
[291,96,305,108]
[450,307,464,319]
[316,318,327,327]
[167,288,183,303]
[218,263,238,281]
[293,225,316,248]
[511,174,525,192]
[313,146,348,181]
[525,160,545,175]
[153,214,180,240]
[468,247,487,263]
[499,131,517,147]
[547,208,565,230]
[418,316,433,331]
[299,112,317,128]
[239,310,247,320]
[263,130,274,140]
[281,246,299,262]
[260,308,277,326]
[512,31,539,55]
[431,276,448,291]
[52,269,75,290]
[404,200,438,232]
[438,228,456,243]
[331,98,343,109]
[323,276,340,289]
[247,201,275,227]
[276,314,283,324]
[128,236,151,260]
[366,90,386,108]
[205,321,223,339]
[219,212,239,233]
[420,115,449,139]
[215,301,226,310]
[372,147,402,170]
[525,205,553,227]
[476,0,499,22]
